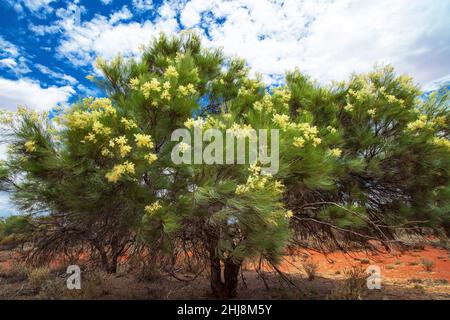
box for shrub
[302,260,318,280]
[329,266,367,300]
[359,258,370,264]
[420,259,435,272]
[28,267,52,291]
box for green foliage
[0,33,449,295]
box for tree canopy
[0,33,449,298]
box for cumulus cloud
[177,0,450,85]
[56,3,179,67]
[0,36,31,75]
[35,64,78,85]
[29,0,450,87]
[0,78,75,111]
[132,0,154,12]
[5,0,55,18]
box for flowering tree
[1,33,449,298]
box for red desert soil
[1,246,449,299]
[1,246,449,282]
[276,246,450,282]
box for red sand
[278,246,450,282]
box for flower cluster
[92,121,112,136]
[105,161,135,183]
[111,136,132,158]
[329,148,342,158]
[235,164,282,195]
[129,77,140,90]
[145,201,162,215]
[144,153,158,164]
[272,114,290,129]
[134,133,154,149]
[327,126,337,134]
[228,123,254,138]
[253,93,274,112]
[407,115,428,131]
[177,84,196,96]
[121,118,138,130]
[292,122,321,147]
[141,78,161,98]
[0,109,14,124]
[24,140,36,153]
[432,137,450,150]
[164,66,179,78]
[184,117,205,129]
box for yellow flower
[101,148,113,157]
[144,153,158,164]
[145,201,162,215]
[24,140,36,153]
[434,116,447,127]
[92,121,112,136]
[407,115,427,131]
[177,85,189,96]
[272,114,290,129]
[161,90,171,101]
[228,123,254,138]
[134,133,154,148]
[327,126,337,133]
[329,148,342,157]
[105,161,135,183]
[141,78,161,98]
[285,210,294,219]
[114,135,128,146]
[121,117,138,130]
[293,137,305,148]
[119,145,132,158]
[344,103,354,112]
[186,83,196,94]
[184,117,204,129]
[129,77,140,90]
[114,136,132,157]
[312,137,322,147]
[163,81,171,90]
[433,137,450,150]
[253,93,274,112]
[85,132,97,143]
[164,66,178,78]
[367,109,376,116]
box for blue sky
[0,0,450,216]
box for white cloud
[56,3,179,67]
[35,64,78,85]
[424,74,450,92]
[0,78,75,111]
[33,0,450,87]
[132,0,153,12]
[0,36,19,57]
[0,36,31,76]
[101,0,113,5]
[109,6,132,24]
[0,58,17,68]
[28,23,60,36]
[6,0,56,18]
[178,0,450,85]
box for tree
[0,33,448,298]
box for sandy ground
[0,246,449,300]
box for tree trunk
[223,259,241,298]
[207,236,241,299]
